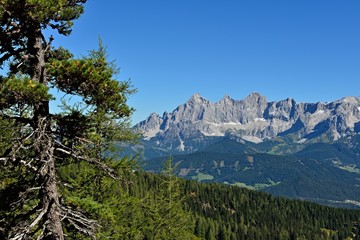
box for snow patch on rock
[241,135,263,143]
[143,129,160,140]
[177,137,185,151]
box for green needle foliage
[46,42,134,117]
[0,0,139,239]
[0,1,197,239]
[142,159,197,240]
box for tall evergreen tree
[144,159,197,240]
[0,1,135,239]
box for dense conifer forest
[132,170,360,240]
[2,158,360,239]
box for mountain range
[136,93,360,151]
[133,93,360,208]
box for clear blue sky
[49,0,360,124]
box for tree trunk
[41,145,64,240]
[32,32,64,240]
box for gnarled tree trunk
[32,31,64,240]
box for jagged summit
[189,92,202,99]
[187,93,207,104]
[135,93,360,152]
[340,96,360,104]
[245,92,266,100]
[148,112,160,118]
[185,92,268,105]
[218,95,234,104]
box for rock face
[134,93,360,152]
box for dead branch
[10,187,40,209]
[21,161,37,171]
[75,136,95,144]
[35,225,46,240]
[55,145,117,179]
[59,205,99,238]
[43,35,54,53]
[28,208,47,231]
[8,210,45,240]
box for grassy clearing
[231,179,281,190]
[337,165,360,174]
[191,172,214,182]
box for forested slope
[183,180,360,240]
[1,159,360,239]
[131,170,360,240]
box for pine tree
[144,159,197,240]
[0,1,136,239]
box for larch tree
[0,0,136,239]
[144,159,196,240]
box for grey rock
[134,93,360,152]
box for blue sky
[49,0,360,124]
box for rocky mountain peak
[136,93,360,151]
[187,93,207,104]
[218,95,234,104]
[148,112,160,119]
[244,92,267,102]
[340,96,360,105]
[223,94,233,100]
[136,112,162,137]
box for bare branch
[9,233,26,240]
[6,28,20,35]
[75,136,95,144]
[68,219,96,239]
[60,205,99,238]
[29,209,47,230]
[19,159,37,171]
[9,210,45,240]
[43,35,54,53]
[36,225,46,240]
[10,187,41,209]
[8,204,43,240]
[55,145,117,179]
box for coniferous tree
[0,1,135,239]
[144,159,197,240]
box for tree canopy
[0,0,136,239]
